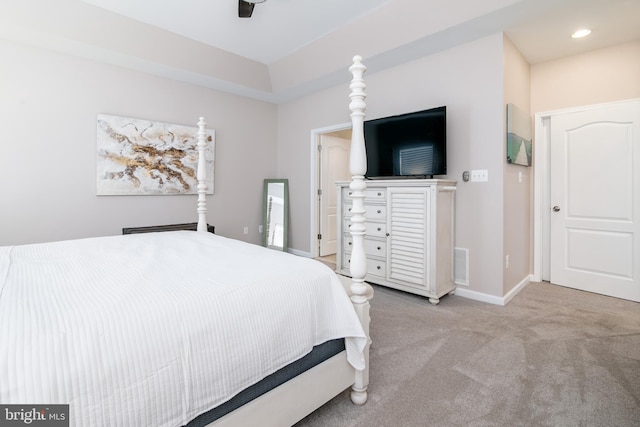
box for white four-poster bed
[0,56,371,427]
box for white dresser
[336,179,456,304]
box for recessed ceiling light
[572,29,592,39]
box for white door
[319,135,350,256]
[550,100,640,302]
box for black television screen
[364,106,446,179]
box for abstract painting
[506,103,532,167]
[96,115,215,195]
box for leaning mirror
[262,179,289,251]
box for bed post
[348,55,370,405]
[196,117,208,232]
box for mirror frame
[262,179,289,252]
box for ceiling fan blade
[238,0,255,18]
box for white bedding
[0,231,366,426]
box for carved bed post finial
[196,117,208,232]
[348,55,370,405]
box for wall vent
[454,247,469,286]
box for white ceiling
[81,0,390,65]
[80,0,640,65]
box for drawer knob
[377,210,381,214]
[376,265,381,270]
[377,227,382,231]
[377,192,382,196]
[377,246,381,250]
[348,242,352,246]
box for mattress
[0,232,366,426]
[185,338,345,426]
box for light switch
[471,169,488,182]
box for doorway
[534,99,640,302]
[309,124,351,261]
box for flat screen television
[364,106,446,179]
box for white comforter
[0,232,366,426]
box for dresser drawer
[366,222,387,238]
[344,221,388,238]
[343,236,387,257]
[366,258,386,277]
[345,204,387,220]
[344,255,387,277]
[342,188,386,201]
[366,205,386,220]
[366,189,386,202]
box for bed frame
[191,56,372,426]
[122,222,215,234]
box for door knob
[553,206,560,212]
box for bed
[0,56,371,426]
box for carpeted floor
[296,281,640,427]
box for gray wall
[278,34,507,299]
[0,39,277,246]
[503,36,532,296]
[531,40,640,113]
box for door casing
[309,122,351,259]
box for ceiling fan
[238,0,267,18]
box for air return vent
[454,247,469,286]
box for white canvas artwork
[96,115,215,195]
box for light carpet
[296,281,640,426]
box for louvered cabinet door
[387,187,431,290]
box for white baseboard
[290,246,532,307]
[454,275,531,306]
[503,275,531,305]
[289,248,312,258]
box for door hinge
[317,144,322,152]
[317,189,322,196]
[317,234,322,240]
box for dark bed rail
[122,222,215,235]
